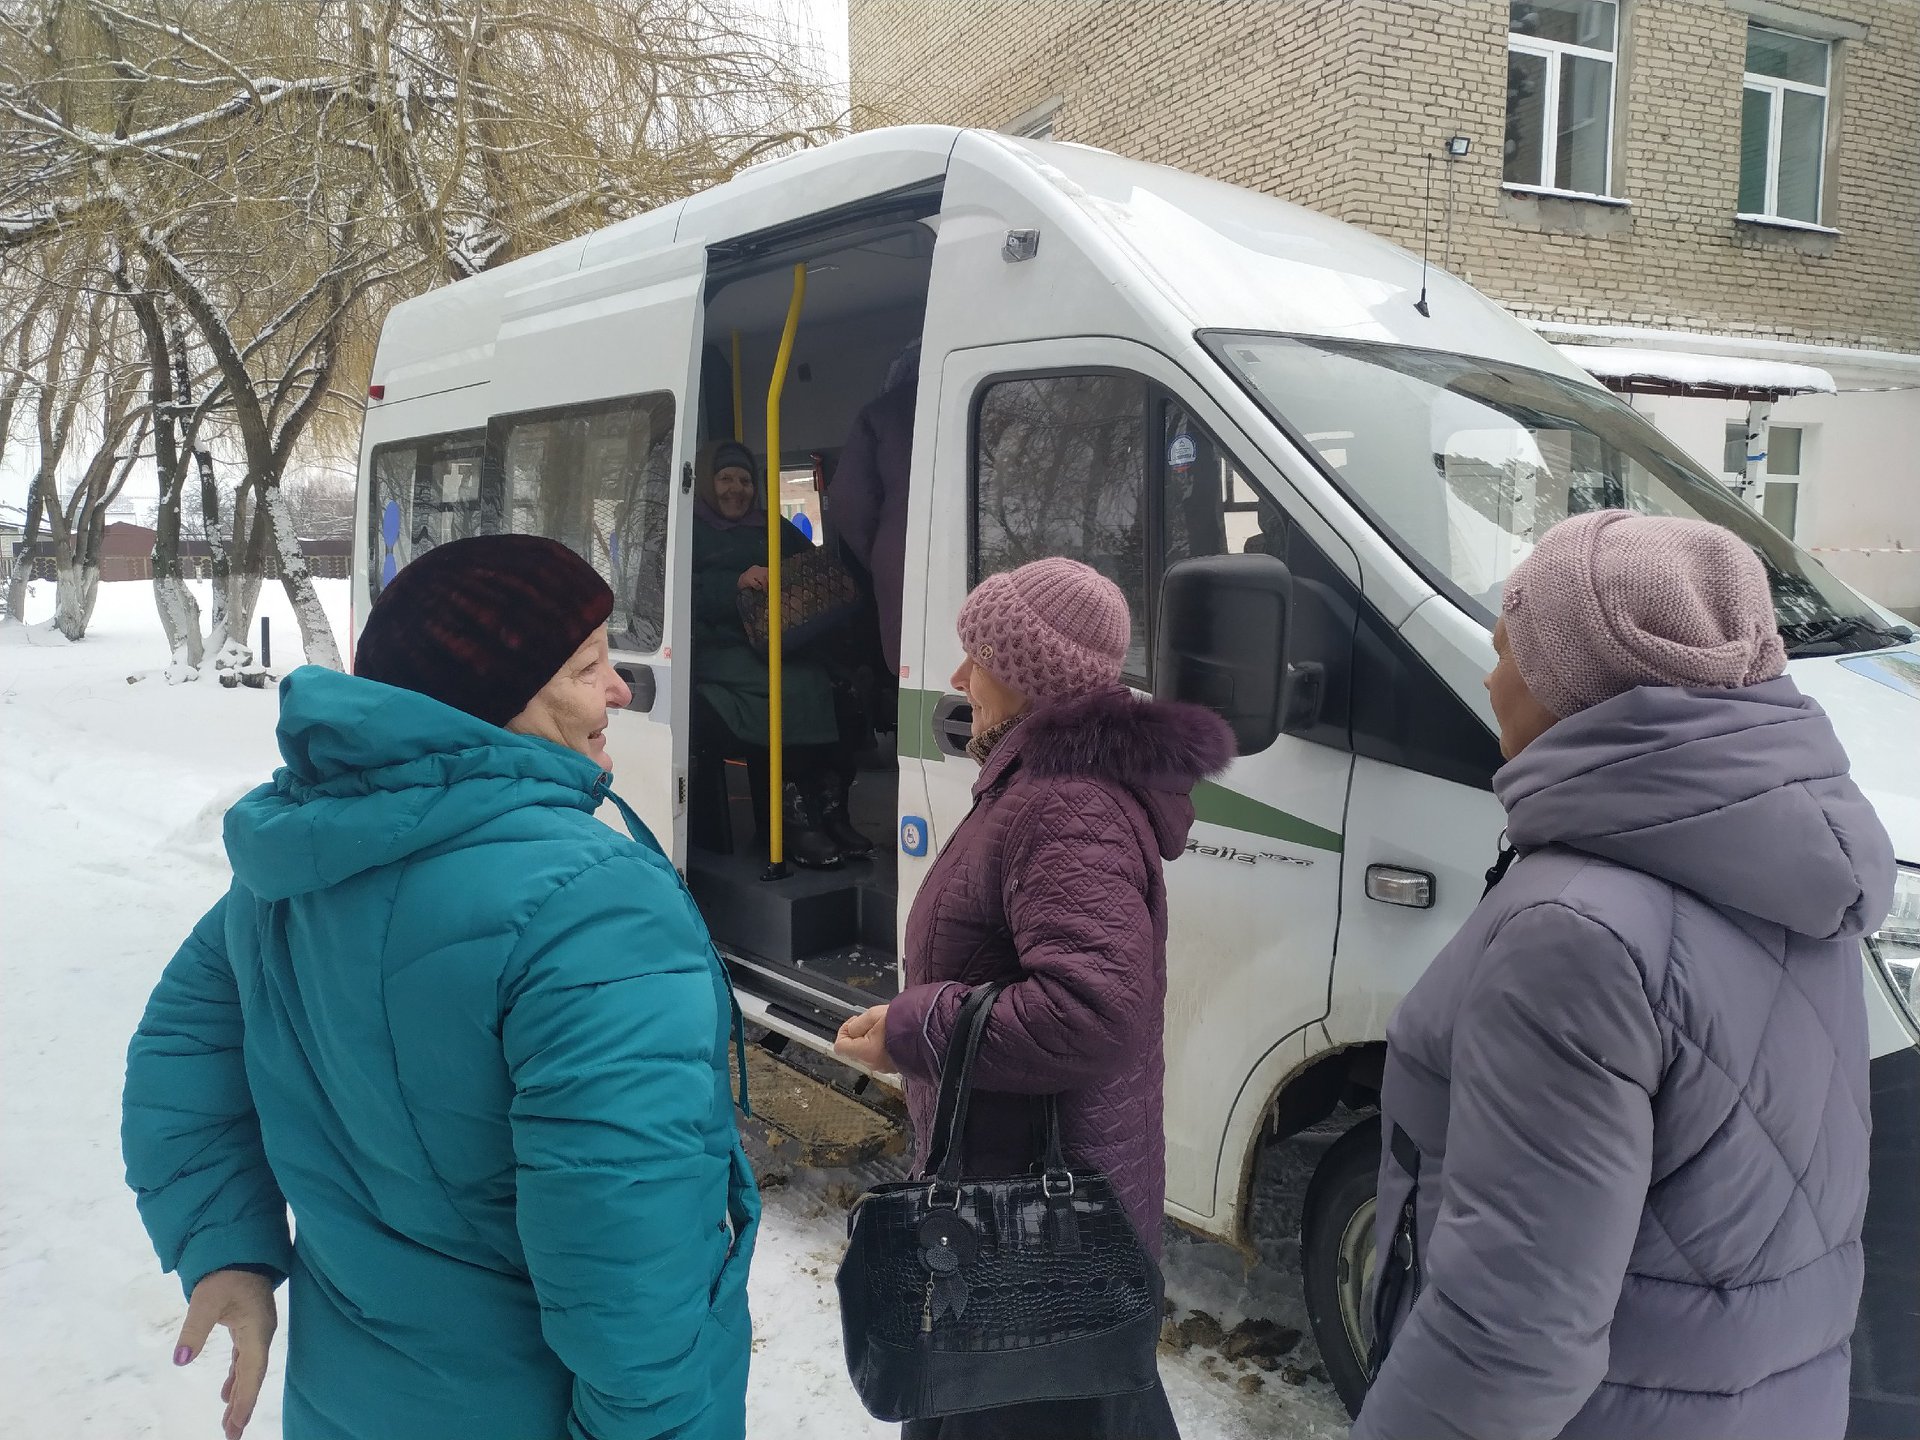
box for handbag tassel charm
[922,1240,970,1323]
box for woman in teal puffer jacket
[121,535,757,1440]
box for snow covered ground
[0,580,1350,1439]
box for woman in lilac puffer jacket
[835,558,1233,1440]
[1357,512,1896,1440]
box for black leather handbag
[836,983,1165,1422]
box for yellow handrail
[764,263,806,873]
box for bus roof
[373,125,1593,397]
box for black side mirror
[1156,554,1324,755]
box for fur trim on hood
[1017,686,1236,791]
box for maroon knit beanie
[354,535,614,728]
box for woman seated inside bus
[691,440,870,869]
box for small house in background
[9,522,352,583]
[0,506,22,572]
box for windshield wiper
[1782,614,1916,658]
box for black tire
[1301,1115,1381,1419]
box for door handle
[930,693,974,757]
[614,663,656,714]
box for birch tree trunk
[266,480,341,670]
[52,556,99,641]
[152,485,206,673]
[121,280,205,674]
[214,487,267,669]
[6,474,45,623]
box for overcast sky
[1,0,852,517]
[781,0,851,96]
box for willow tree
[1,0,837,672]
[0,254,150,639]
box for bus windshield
[1206,332,1909,658]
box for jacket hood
[1495,677,1895,942]
[989,687,1236,859]
[223,666,607,901]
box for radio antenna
[1414,152,1434,318]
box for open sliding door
[488,239,707,855]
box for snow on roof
[1556,345,1836,398]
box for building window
[1723,421,1752,476]
[1005,97,1063,142]
[1723,421,1803,476]
[1739,25,1830,225]
[972,373,1150,679]
[1505,0,1618,197]
[495,393,676,652]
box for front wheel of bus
[1301,1116,1380,1418]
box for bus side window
[1153,402,1356,751]
[494,393,676,654]
[1161,403,1272,561]
[366,429,487,603]
[973,372,1153,683]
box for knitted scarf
[966,713,1026,765]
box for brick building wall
[849,0,1920,354]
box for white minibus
[355,127,1918,1429]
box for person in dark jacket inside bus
[828,341,917,679]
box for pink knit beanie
[957,558,1131,703]
[1502,510,1786,718]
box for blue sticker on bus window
[900,816,930,857]
[382,500,401,546]
[382,553,398,586]
[1169,434,1197,469]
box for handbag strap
[924,981,1007,1185]
[1039,1094,1067,1176]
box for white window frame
[1004,96,1063,142]
[1505,2,1620,201]
[1738,25,1832,228]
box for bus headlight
[1869,864,1920,1027]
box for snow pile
[1556,345,1836,395]
[0,581,1349,1438]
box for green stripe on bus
[896,687,944,762]
[1194,780,1344,853]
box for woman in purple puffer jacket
[835,558,1233,1440]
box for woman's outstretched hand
[835,1003,894,1072]
[174,1268,278,1440]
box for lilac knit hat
[957,558,1130,703]
[1502,510,1786,718]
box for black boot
[784,782,845,870]
[818,773,875,861]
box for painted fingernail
[174,1345,193,1366]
